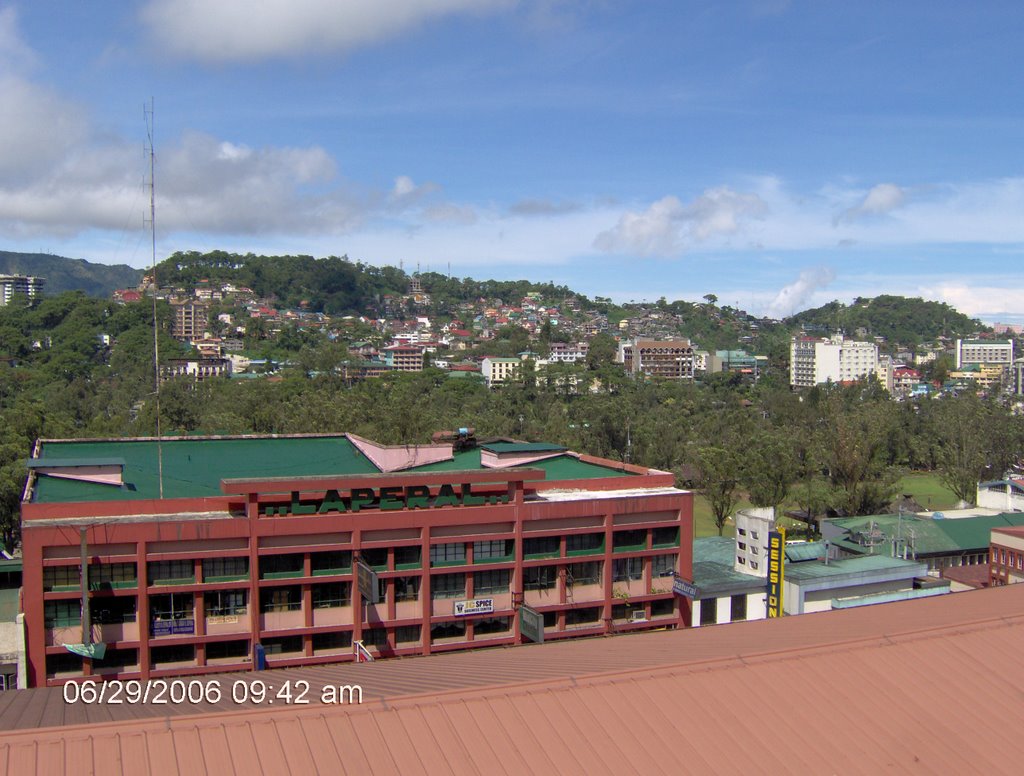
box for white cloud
[836,182,906,223]
[594,187,768,256]
[0,7,36,70]
[140,0,514,63]
[766,266,836,318]
[389,175,438,203]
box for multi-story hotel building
[617,338,695,379]
[790,334,880,388]
[955,339,1014,369]
[20,433,690,687]
[0,274,45,306]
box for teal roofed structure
[27,433,644,503]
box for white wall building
[955,339,1013,369]
[790,334,881,387]
[0,275,44,306]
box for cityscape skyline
[1,2,1023,321]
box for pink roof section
[346,433,452,472]
[4,586,1024,773]
[480,450,563,468]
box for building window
[566,561,602,587]
[473,539,514,561]
[151,644,195,665]
[651,554,676,578]
[43,566,80,591]
[206,589,247,616]
[613,530,646,552]
[394,576,420,602]
[431,573,466,599]
[430,621,466,640]
[652,527,680,547]
[149,560,194,585]
[650,598,674,618]
[750,561,759,571]
[313,631,352,652]
[395,625,422,643]
[751,531,759,540]
[259,554,304,580]
[361,548,388,569]
[206,640,249,660]
[150,593,194,621]
[699,599,717,626]
[474,616,512,634]
[310,551,351,576]
[566,533,604,554]
[738,542,747,551]
[612,557,642,582]
[260,586,301,613]
[730,594,747,622]
[90,597,137,624]
[203,557,249,582]
[88,563,137,589]
[96,648,138,671]
[523,565,557,590]
[263,635,303,655]
[524,536,560,558]
[564,607,601,626]
[430,543,466,566]
[474,569,511,594]
[44,600,81,628]
[311,582,350,609]
[394,546,421,569]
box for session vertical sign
[767,527,785,617]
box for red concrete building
[20,433,690,687]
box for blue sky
[2,1,1023,320]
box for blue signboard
[672,574,698,599]
[151,618,195,637]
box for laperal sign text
[262,483,510,516]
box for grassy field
[691,471,960,539]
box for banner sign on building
[453,598,495,617]
[519,605,544,644]
[767,528,786,617]
[356,559,380,605]
[672,574,698,600]
[151,618,195,637]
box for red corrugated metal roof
[4,586,1024,773]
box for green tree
[691,445,743,536]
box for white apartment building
[955,339,1014,369]
[790,334,880,387]
[480,356,522,388]
[0,274,45,306]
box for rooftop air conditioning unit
[630,610,647,623]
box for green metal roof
[32,436,379,503]
[692,537,765,595]
[480,442,566,454]
[31,435,636,503]
[406,450,631,480]
[827,513,1024,555]
[785,542,826,562]
[785,553,923,581]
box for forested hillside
[788,295,984,346]
[155,251,580,316]
[0,251,142,297]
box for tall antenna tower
[144,99,164,498]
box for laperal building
[20,433,690,687]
